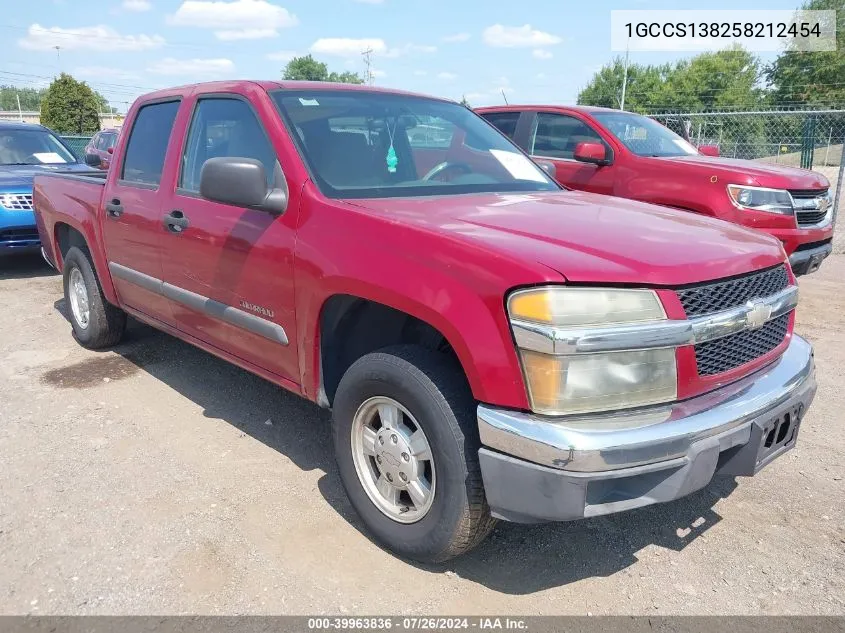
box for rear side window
[482,112,520,140]
[102,132,117,149]
[180,97,277,193]
[121,101,180,186]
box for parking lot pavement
[0,252,843,616]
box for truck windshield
[0,128,78,166]
[272,90,559,199]
[592,112,699,158]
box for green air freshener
[386,144,398,173]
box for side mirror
[84,153,101,167]
[698,144,720,157]
[107,147,114,155]
[533,158,557,178]
[199,157,288,215]
[573,141,610,166]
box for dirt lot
[0,251,843,616]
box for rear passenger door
[158,92,300,384]
[101,99,181,327]
[527,112,615,194]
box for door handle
[105,199,123,218]
[163,209,190,234]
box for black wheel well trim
[317,294,465,408]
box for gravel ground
[0,251,843,616]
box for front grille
[677,265,789,318]
[796,209,829,226]
[0,228,40,242]
[0,193,34,210]
[789,188,831,227]
[695,313,790,376]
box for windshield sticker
[489,150,547,183]
[33,152,68,164]
[298,98,320,106]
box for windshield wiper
[2,162,38,166]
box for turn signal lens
[508,287,665,327]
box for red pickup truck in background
[477,105,835,276]
[34,81,816,562]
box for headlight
[727,185,793,215]
[508,287,677,416]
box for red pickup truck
[477,105,835,276]
[34,81,817,562]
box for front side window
[121,100,180,186]
[530,113,605,160]
[272,90,558,199]
[592,111,699,157]
[180,97,277,193]
[0,128,77,165]
[102,132,117,150]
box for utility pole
[16,94,23,122]
[501,89,509,105]
[361,47,374,85]
[54,46,62,74]
[620,42,629,111]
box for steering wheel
[421,161,473,182]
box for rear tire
[62,246,126,349]
[332,345,495,563]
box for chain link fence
[59,135,92,157]
[650,109,844,249]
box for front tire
[332,345,495,563]
[62,246,126,349]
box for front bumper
[789,241,832,276]
[477,335,816,523]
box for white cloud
[442,32,470,43]
[385,43,437,57]
[266,50,296,62]
[168,0,297,41]
[74,66,143,82]
[310,37,386,57]
[147,57,235,77]
[122,0,151,11]
[19,24,165,51]
[533,48,553,59]
[437,72,457,80]
[482,24,561,48]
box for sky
[0,0,808,112]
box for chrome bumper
[477,335,817,522]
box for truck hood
[654,155,829,190]
[0,163,92,190]
[347,191,786,286]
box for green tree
[459,95,471,108]
[283,54,364,84]
[40,74,101,134]
[766,0,845,106]
[0,86,45,111]
[578,48,766,113]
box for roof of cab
[475,104,625,114]
[132,79,453,105]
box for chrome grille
[0,193,34,211]
[695,313,790,376]
[676,265,790,318]
[789,188,831,227]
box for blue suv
[0,121,94,256]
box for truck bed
[33,170,109,270]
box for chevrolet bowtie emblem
[745,299,773,330]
